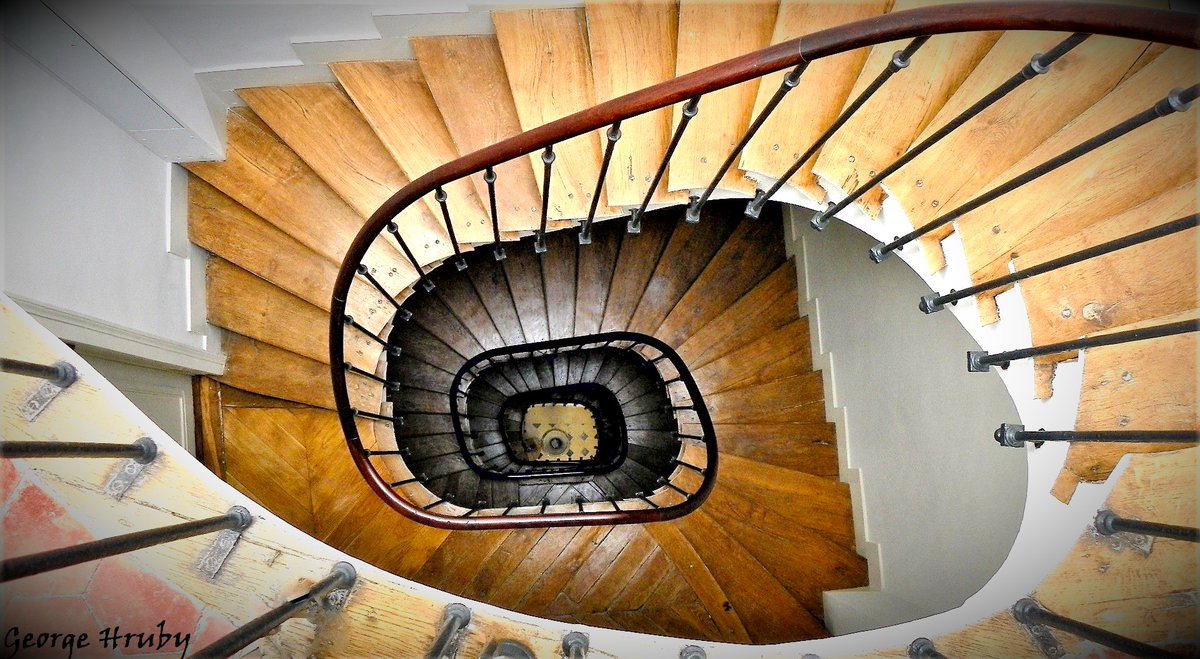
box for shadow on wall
[794,215,1026,633]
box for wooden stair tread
[705,372,826,424]
[574,219,622,336]
[812,0,999,217]
[410,293,486,360]
[585,0,685,207]
[219,333,380,411]
[675,259,798,362]
[957,47,1198,323]
[467,256,528,346]
[668,0,777,196]
[517,525,612,613]
[653,205,786,345]
[412,35,543,233]
[463,528,549,601]
[431,269,507,352]
[186,108,416,298]
[416,529,513,594]
[503,242,551,343]
[542,230,578,340]
[740,0,888,203]
[692,317,813,395]
[716,454,857,547]
[599,211,675,332]
[713,422,838,478]
[330,61,493,246]
[489,526,584,610]
[887,32,1149,272]
[494,8,617,221]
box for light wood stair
[181,0,1197,649]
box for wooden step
[717,453,857,547]
[668,0,777,197]
[885,31,1150,272]
[713,421,838,478]
[704,372,825,424]
[599,211,675,332]
[503,241,551,343]
[218,332,381,411]
[206,258,380,372]
[493,8,617,221]
[573,219,623,335]
[652,206,785,345]
[542,230,578,340]
[811,0,999,216]
[584,0,685,208]
[467,256,528,345]
[488,526,586,610]
[186,108,416,298]
[412,35,543,233]
[692,317,812,394]
[237,83,459,266]
[676,259,799,363]
[331,61,494,246]
[958,47,1198,323]
[642,521,751,642]
[740,0,889,204]
[430,268,506,352]
[415,528,514,594]
[409,292,486,360]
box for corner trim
[8,293,225,375]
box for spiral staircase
[2,1,1197,656]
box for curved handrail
[330,2,1200,530]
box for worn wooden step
[542,230,578,340]
[957,47,1198,323]
[714,421,837,478]
[218,332,381,411]
[811,0,999,216]
[430,266,506,352]
[676,259,799,363]
[331,61,494,246]
[740,0,888,203]
[413,35,544,234]
[653,205,786,345]
[573,219,623,335]
[693,317,813,395]
[704,372,826,424]
[186,108,416,298]
[599,210,676,332]
[494,8,617,221]
[719,453,858,547]
[886,31,1150,272]
[409,292,486,360]
[668,0,777,197]
[585,0,685,208]
[466,255,527,345]
[503,240,551,343]
[237,83,458,267]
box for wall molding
[8,293,225,375]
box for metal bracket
[626,210,643,234]
[103,456,151,499]
[18,362,77,422]
[493,246,507,261]
[967,350,992,373]
[1094,511,1154,555]
[744,190,766,220]
[994,423,1025,448]
[868,242,889,263]
[195,505,253,580]
[809,203,834,230]
[919,292,946,314]
[684,195,701,224]
[1012,599,1066,658]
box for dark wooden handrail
[330,2,1200,530]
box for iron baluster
[907,638,946,659]
[344,314,403,356]
[563,631,590,659]
[629,97,700,234]
[1,438,156,463]
[434,187,467,271]
[994,424,1198,448]
[921,213,1199,312]
[812,33,1090,229]
[344,361,395,389]
[484,167,506,260]
[386,221,435,292]
[535,145,555,254]
[871,84,1200,262]
[746,37,930,220]
[352,408,401,425]
[426,603,472,659]
[355,263,412,321]
[0,358,76,387]
[581,122,622,245]
[1011,598,1175,658]
[1095,509,1199,543]
[687,63,809,223]
[967,319,1199,372]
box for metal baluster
[812,33,1089,229]
[535,145,556,254]
[344,314,403,356]
[426,603,472,659]
[581,122,622,245]
[871,84,1199,263]
[434,187,467,271]
[484,167,506,260]
[356,263,413,321]
[994,424,1197,448]
[687,64,808,223]
[968,319,1199,372]
[386,221,435,292]
[1012,598,1174,658]
[563,631,589,659]
[352,408,401,425]
[0,358,76,387]
[191,562,356,659]
[907,637,946,659]
[1095,510,1198,543]
[1,438,156,463]
[629,97,700,234]
[344,362,395,389]
[921,213,1199,312]
[2,507,252,582]
[746,38,930,220]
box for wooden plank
[704,372,826,424]
[431,268,505,352]
[416,529,512,594]
[411,293,486,360]
[599,211,675,332]
[468,256,527,345]
[412,35,543,233]
[675,259,798,362]
[464,528,548,601]
[812,0,999,217]
[887,32,1150,271]
[668,0,777,197]
[573,219,622,336]
[957,47,1199,323]
[503,240,551,343]
[541,229,578,340]
[576,530,659,613]
[627,209,740,335]
[238,83,460,266]
[692,318,812,394]
[641,521,751,642]
[330,62,494,246]
[218,332,381,412]
[489,526,582,610]
[608,546,671,612]
[518,526,612,614]
[717,453,857,546]
[493,8,617,221]
[1016,179,1197,349]
[653,207,785,345]
[193,377,225,478]
[740,0,890,203]
[222,408,316,534]
[585,0,685,207]
[206,258,380,372]
[713,422,838,478]
[186,108,416,298]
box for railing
[331,3,1200,533]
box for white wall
[2,44,222,373]
[790,213,1027,632]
